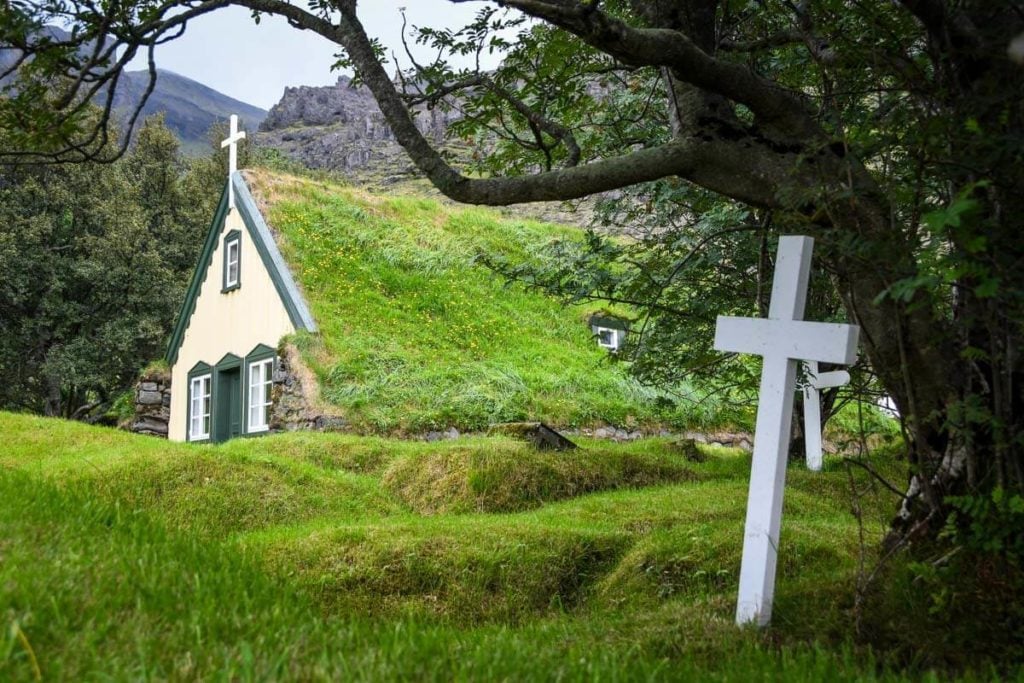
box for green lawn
[247,170,730,433]
[2,411,989,680]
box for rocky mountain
[1,27,266,155]
[254,76,607,227]
[255,76,459,180]
[254,76,606,227]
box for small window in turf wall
[589,315,629,353]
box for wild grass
[0,470,912,682]
[246,170,715,433]
[0,413,1009,680]
[381,437,696,514]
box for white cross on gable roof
[714,235,859,627]
[220,114,246,210]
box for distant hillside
[113,69,266,154]
[1,26,266,155]
[254,77,600,227]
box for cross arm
[714,316,859,365]
[221,132,246,148]
[811,370,851,390]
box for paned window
[247,358,274,432]
[596,327,620,351]
[189,374,212,440]
[224,237,240,289]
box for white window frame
[247,358,274,433]
[225,237,240,289]
[189,374,212,441]
[596,326,620,351]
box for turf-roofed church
[166,116,315,442]
[161,116,691,442]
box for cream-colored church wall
[168,208,296,441]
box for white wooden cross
[220,114,246,210]
[800,361,850,472]
[713,235,859,627]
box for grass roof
[245,170,718,434]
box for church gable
[165,172,316,367]
[165,160,320,444]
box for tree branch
[898,0,981,52]
[234,0,802,206]
[399,72,581,167]
[719,28,803,52]
[462,0,824,143]
[0,0,232,164]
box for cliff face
[254,76,601,228]
[255,76,459,177]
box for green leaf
[975,277,1000,298]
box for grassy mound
[5,412,1008,679]
[0,414,397,534]
[246,170,718,432]
[0,473,904,681]
[247,517,628,623]
[381,437,695,514]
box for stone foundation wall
[567,426,755,451]
[131,369,171,437]
[269,343,347,433]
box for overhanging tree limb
[238,0,802,206]
[454,0,824,142]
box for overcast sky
[127,1,501,110]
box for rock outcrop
[255,76,460,176]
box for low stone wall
[131,369,171,437]
[269,343,347,432]
[682,431,754,452]
[566,426,754,451]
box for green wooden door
[214,367,241,443]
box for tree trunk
[44,375,62,418]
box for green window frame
[186,361,212,442]
[243,344,277,435]
[222,229,241,293]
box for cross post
[801,361,850,471]
[220,114,247,210]
[714,235,859,626]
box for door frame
[212,353,242,443]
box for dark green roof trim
[166,186,229,366]
[244,343,276,358]
[215,352,241,367]
[232,173,317,334]
[165,173,317,366]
